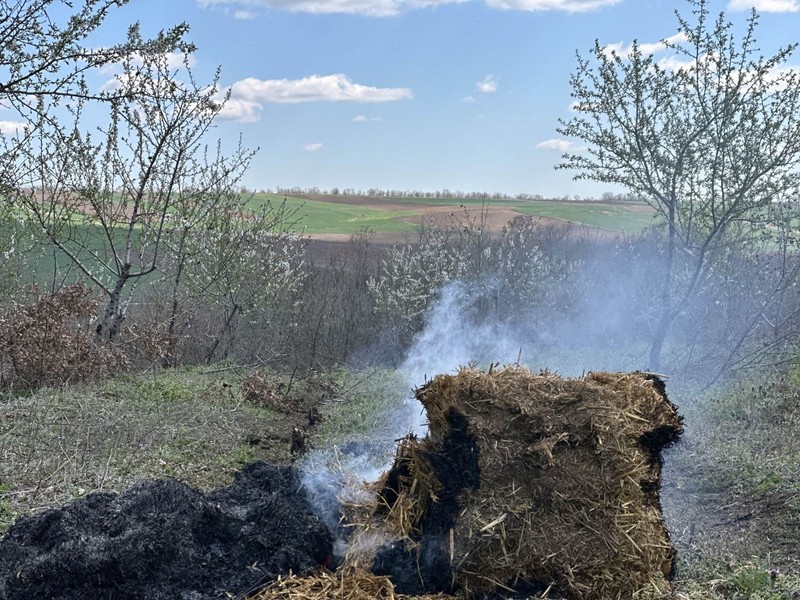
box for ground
[0,366,798,598]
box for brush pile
[351,366,683,600]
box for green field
[248,193,659,235]
[511,201,659,232]
[248,194,419,235]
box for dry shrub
[0,284,127,389]
[242,372,278,407]
[242,371,299,412]
[123,320,175,366]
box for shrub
[0,284,126,389]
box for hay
[364,366,683,600]
[250,568,454,600]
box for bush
[0,284,126,389]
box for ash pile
[0,462,332,600]
[336,366,684,600]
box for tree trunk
[648,200,677,371]
[205,302,240,365]
[96,264,131,341]
[163,231,189,368]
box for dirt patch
[390,205,523,232]
[0,462,332,600]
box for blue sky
[20,0,800,196]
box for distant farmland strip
[247,194,419,234]
[248,193,659,235]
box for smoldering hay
[257,366,683,600]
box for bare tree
[0,0,189,104]
[0,0,191,304]
[558,0,800,370]
[11,51,253,340]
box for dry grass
[251,568,454,600]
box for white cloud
[477,75,497,94]
[198,0,619,14]
[352,115,382,122]
[728,0,799,12]
[0,120,26,135]
[198,0,463,17]
[536,138,579,152]
[604,32,688,59]
[227,74,413,105]
[234,9,258,17]
[98,50,198,91]
[656,55,695,73]
[218,98,263,123]
[485,0,619,12]
[462,96,476,103]
[304,142,323,151]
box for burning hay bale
[360,366,683,600]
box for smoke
[401,283,525,387]
[301,263,654,560]
[396,281,530,433]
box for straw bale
[367,366,683,600]
[250,568,455,600]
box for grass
[248,194,419,234]
[511,200,659,232]
[662,369,800,598]
[395,195,659,232]
[314,367,410,446]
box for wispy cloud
[462,96,476,103]
[536,138,580,152]
[352,115,382,122]
[198,0,464,17]
[198,0,615,15]
[728,0,799,12]
[229,74,412,104]
[477,75,497,94]
[484,0,619,12]
[604,32,688,59]
[0,120,26,135]
[98,50,198,92]
[603,31,800,83]
[234,9,258,18]
[304,142,323,151]
[218,74,412,122]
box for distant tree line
[266,186,646,204]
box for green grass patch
[511,201,659,232]
[314,367,409,446]
[248,194,419,234]
[663,368,800,596]
[248,194,659,234]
